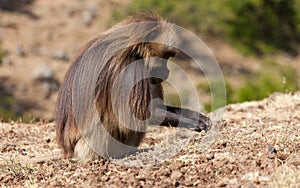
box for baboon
[56,13,212,161]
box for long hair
[56,13,170,158]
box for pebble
[32,65,59,98]
[170,170,183,180]
[16,45,26,57]
[82,11,94,26]
[207,153,214,161]
[1,57,11,66]
[265,144,277,154]
[52,50,69,61]
[33,66,54,80]
[82,3,97,26]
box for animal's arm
[166,106,211,125]
[149,105,212,131]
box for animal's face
[148,23,178,84]
[123,19,178,84]
[147,43,178,84]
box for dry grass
[0,92,299,187]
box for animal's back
[55,38,98,158]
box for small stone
[16,45,26,57]
[2,57,11,66]
[265,144,277,154]
[52,50,69,61]
[216,178,230,187]
[32,65,59,98]
[45,138,51,143]
[33,66,54,81]
[207,153,214,161]
[82,11,94,26]
[170,170,183,180]
[173,181,180,187]
[248,182,256,188]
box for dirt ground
[0,0,131,119]
[0,92,299,187]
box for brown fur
[56,37,99,158]
[56,14,176,158]
[56,13,211,161]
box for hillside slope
[0,92,299,187]
[0,0,130,119]
[3,0,297,120]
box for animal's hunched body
[56,13,211,161]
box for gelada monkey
[56,13,212,161]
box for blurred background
[0,0,299,122]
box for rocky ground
[0,0,130,119]
[0,92,299,187]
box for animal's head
[110,12,179,84]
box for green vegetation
[1,159,39,180]
[111,0,230,38]
[0,48,4,65]
[0,95,16,121]
[112,0,300,56]
[0,107,38,123]
[164,93,181,107]
[197,80,230,111]
[235,64,299,102]
[226,0,300,56]
[0,47,37,122]
[111,0,300,111]
[224,63,298,109]
[0,93,36,123]
[196,62,299,111]
[0,99,38,123]
[0,48,13,121]
[0,1,299,121]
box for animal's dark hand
[180,109,212,132]
[153,105,212,132]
